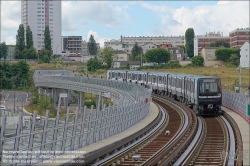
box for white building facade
[104,35,185,54]
[240,41,250,68]
[141,43,157,54]
[21,0,61,54]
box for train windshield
[198,78,220,94]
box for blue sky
[1,1,249,47]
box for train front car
[196,77,222,115]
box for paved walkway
[37,102,160,165]
[222,106,250,166]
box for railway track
[68,94,242,166]
[174,112,243,166]
[94,94,197,166]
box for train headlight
[217,93,221,98]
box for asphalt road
[0,90,29,116]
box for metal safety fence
[0,70,152,165]
[222,90,250,122]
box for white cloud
[5,36,16,45]
[62,1,127,28]
[141,1,249,36]
[217,1,230,5]
[1,1,21,44]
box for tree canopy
[14,24,25,59]
[215,48,240,62]
[144,48,171,64]
[209,40,230,48]
[87,35,98,55]
[87,56,101,72]
[0,42,8,59]
[191,55,204,67]
[0,60,30,89]
[131,43,143,60]
[23,46,37,59]
[185,28,195,58]
[101,47,114,69]
[38,48,51,63]
[14,24,37,59]
[44,26,52,52]
[26,25,33,49]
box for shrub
[165,61,181,69]
[191,55,204,67]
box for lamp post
[13,84,16,114]
[236,65,242,94]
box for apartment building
[104,35,185,54]
[194,31,230,56]
[121,35,185,47]
[62,36,82,54]
[62,37,101,55]
[229,28,250,48]
[21,0,61,54]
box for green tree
[0,42,8,59]
[26,25,33,49]
[87,35,98,55]
[87,56,101,72]
[229,53,240,66]
[14,24,25,59]
[131,43,143,60]
[209,42,216,47]
[23,46,37,60]
[144,48,170,64]
[44,26,52,53]
[101,47,114,69]
[215,48,240,62]
[214,40,230,48]
[38,48,51,63]
[185,28,195,58]
[191,55,204,67]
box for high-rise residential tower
[21,0,61,54]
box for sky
[1,0,249,48]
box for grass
[24,103,71,118]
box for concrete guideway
[37,102,159,166]
[222,106,250,166]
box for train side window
[153,75,156,83]
[159,76,162,84]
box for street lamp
[13,84,16,114]
[236,65,242,94]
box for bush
[165,61,182,68]
[84,100,96,108]
[191,55,204,67]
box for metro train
[107,70,223,116]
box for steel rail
[91,102,166,166]
[174,117,203,165]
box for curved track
[119,98,184,165]
[95,94,198,166]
